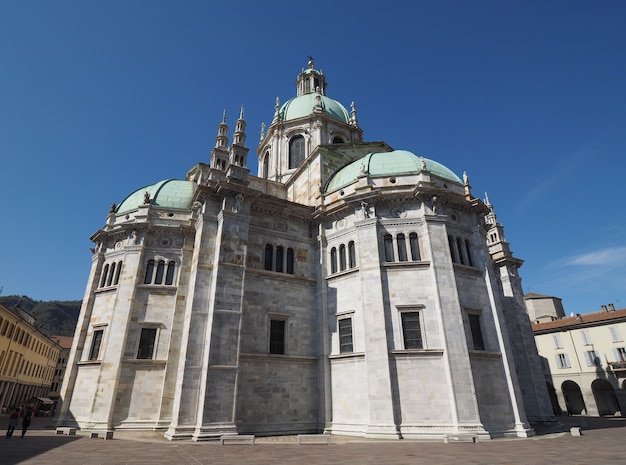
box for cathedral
[57,60,553,440]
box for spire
[484,192,497,225]
[229,105,249,170]
[272,97,281,124]
[484,194,523,269]
[210,111,230,171]
[233,105,247,146]
[350,101,358,127]
[215,109,229,148]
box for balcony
[608,361,626,373]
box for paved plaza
[1,415,624,465]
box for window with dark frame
[144,260,155,284]
[155,260,165,284]
[286,248,294,274]
[269,319,286,354]
[137,328,157,360]
[339,244,346,271]
[338,318,354,353]
[165,261,175,285]
[409,233,420,261]
[348,241,356,268]
[384,234,394,262]
[468,314,485,350]
[264,244,274,271]
[89,329,104,361]
[276,246,284,272]
[397,233,408,261]
[401,312,423,349]
[330,247,337,274]
[289,135,305,169]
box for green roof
[116,179,196,214]
[280,94,350,124]
[325,150,462,193]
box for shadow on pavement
[533,414,626,435]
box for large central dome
[279,94,351,124]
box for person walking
[21,409,32,438]
[6,408,19,438]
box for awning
[35,397,55,404]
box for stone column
[165,208,219,440]
[423,216,484,434]
[354,216,398,439]
[194,203,250,440]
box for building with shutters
[532,301,626,416]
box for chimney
[608,303,615,311]
[602,305,608,312]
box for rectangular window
[468,314,485,350]
[137,328,158,359]
[614,347,626,362]
[581,330,592,345]
[338,318,354,353]
[401,312,423,349]
[88,329,104,361]
[552,334,563,349]
[269,319,286,354]
[584,350,600,366]
[556,353,571,369]
[610,326,623,342]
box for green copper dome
[116,179,197,214]
[325,150,462,193]
[280,94,351,124]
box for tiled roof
[532,308,626,333]
[50,335,74,349]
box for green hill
[0,295,81,337]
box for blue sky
[1,1,624,315]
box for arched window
[409,233,420,261]
[348,241,356,268]
[332,136,344,144]
[465,240,473,267]
[289,135,305,169]
[448,235,458,263]
[155,260,165,284]
[276,246,284,272]
[339,244,347,271]
[397,233,408,261]
[330,247,338,274]
[456,237,465,264]
[384,234,394,262]
[106,262,115,286]
[262,152,269,179]
[113,261,122,285]
[286,248,294,274]
[264,244,273,271]
[165,261,176,285]
[144,260,155,284]
[100,264,109,288]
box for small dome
[280,94,350,124]
[116,179,196,214]
[325,150,462,193]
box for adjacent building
[57,61,553,440]
[0,302,61,410]
[532,301,626,416]
[48,336,73,400]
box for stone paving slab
[2,415,625,465]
